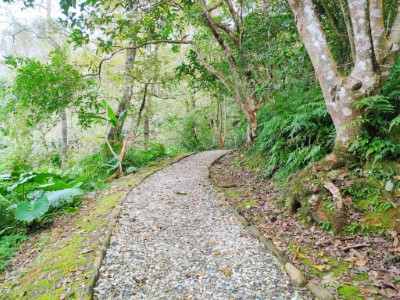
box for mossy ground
[0,153,191,300]
[210,152,400,299]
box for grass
[0,234,28,272]
[0,153,191,299]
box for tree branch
[223,0,242,37]
[369,0,389,66]
[348,0,374,76]
[215,21,239,45]
[208,0,223,12]
[338,0,356,62]
[84,39,193,78]
[288,0,339,99]
[389,4,400,49]
[198,0,239,77]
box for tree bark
[196,0,262,147]
[108,47,137,142]
[289,0,400,152]
[60,108,68,168]
[117,82,150,177]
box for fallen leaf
[355,259,367,267]
[60,293,68,300]
[314,264,328,272]
[68,267,76,273]
[80,248,93,254]
[219,267,232,277]
[296,252,306,259]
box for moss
[352,272,368,281]
[330,259,351,278]
[225,188,245,200]
[362,206,400,232]
[1,153,192,300]
[338,285,362,300]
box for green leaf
[385,180,394,192]
[15,196,50,223]
[44,187,84,207]
[125,166,137,174]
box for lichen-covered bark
[289,0,400,150]
[288,0,400,231]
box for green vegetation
[0,0,399,298]
[338,285,362,300]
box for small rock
[284,262,307,287]
[245,226,261,238]
[305,282,334,300]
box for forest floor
[210,152,400,300]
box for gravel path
[94,151,299,299]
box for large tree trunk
[108,48,136,142]
[288,0,400,231]
[60,108,68,168]
[243,96,258,148]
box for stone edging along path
[210,153,335,300]
[79,153,194,300]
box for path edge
[209,153,335,300]
[79,152,195,300]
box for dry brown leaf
[219,267,232,277]
[355,259,367,267]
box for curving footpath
[94,151,300,299]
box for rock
[236,215,248,226]
[284,263,307,287]
[245,226,261,238]
[305,282,334,300]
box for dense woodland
[0,0,399,299]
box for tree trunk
[243,97,258,148]
[144,116,150,146]
[108,48,136,142]
[60,108,68,168]
[288,0,400,232]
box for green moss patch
[0,153,191,300]
[338,285,362,300]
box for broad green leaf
[15,196,50,223]
[44,187,84,207]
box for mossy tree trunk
[288,0,400,231]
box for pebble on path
[94,151,302,299]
